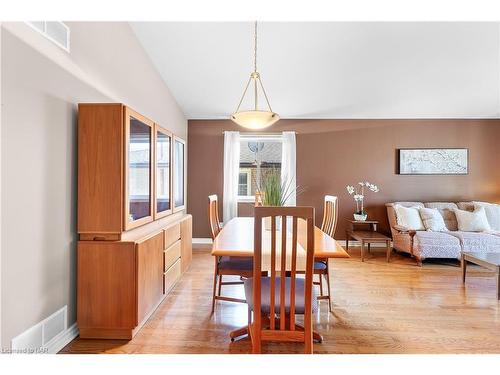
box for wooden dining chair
[321,195,339,238]
[208,194,222,239]
[245,206,317,354]
[209,194,253,312]
[315,195,339,312]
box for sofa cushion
[394,204,425,230]
[424,202,459,231]
[457,202,475,211]
[413,231,462,260]
[446,231,500,253]
[392,202,425,208]
[419,207,448,232]
[473,202,500,231]
[454,207,491,232]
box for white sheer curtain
[223,131,240,224]
[281,131,297,206]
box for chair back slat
[320,195,339,238]
[303,216,315,353]
[208,195,221,240]
[253,213,263,351]
[270,216,276,330]
[279,215,287,330]
[289,216,298,330]
[252,206,315,353]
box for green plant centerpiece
[257,168,304,230]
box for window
[238,135,282,201]
[238,169,251,196]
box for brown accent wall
[188,119,500,239]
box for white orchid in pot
[346,181,380,221]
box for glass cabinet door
[155,126,172,218]
[125,108,154,229]
[173,137,186,211]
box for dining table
[211,216,350,341]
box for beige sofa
[386,201,500,265]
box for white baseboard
[47,323,79,354]
[194,238,392,249]
[193,238,212,245]
[193,238,212,251]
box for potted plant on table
[257,169,304,230]
[346,181,380,221]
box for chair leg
[252,338,261,353]
[304,325,313,354]
[251,318,262,354]
[319,273,324,296]
[218,274,223,296]
[211,258,218,313]
[326,272,332,313]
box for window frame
[153,124,173,220]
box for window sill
[237,196,255,203]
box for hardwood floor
[60,247,500,354]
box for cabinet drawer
[164,224,181,249]
[164,259,181,294]
[164,240,181,271]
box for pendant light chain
[254,21,258,72]
[254,21,258,110]
[254,21,273,112]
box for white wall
[0,22,187,347]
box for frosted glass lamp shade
[230,110,280,130]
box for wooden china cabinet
[77,103,191,339]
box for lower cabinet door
[136,231,164,325]
[77,241,137,334]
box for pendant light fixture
[230,21,280,129]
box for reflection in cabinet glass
[173,138,185,210]
[156,129,171,216]
[129,117,152,222]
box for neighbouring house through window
[238,168,251,196]
[238,134,283,201]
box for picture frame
[398,148,468,175]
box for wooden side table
[345,220,392,262]
[462,252,500,299]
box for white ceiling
[131,22,500,119]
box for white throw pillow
[473,202,500,231]
[394,205,425,231]
[454,207,491,232]
[419,207,447,232]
